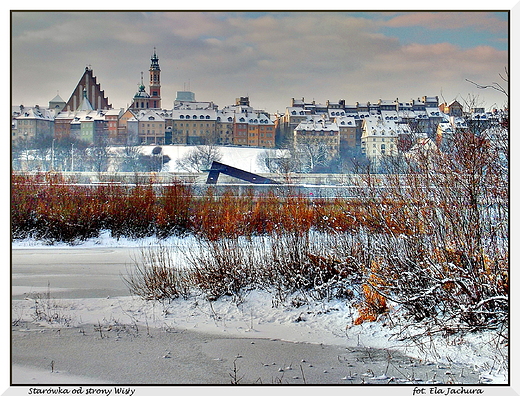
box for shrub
[184,237,258,302]
[156,181,194,238]
[354,259,389,325]
[123,244,189,301]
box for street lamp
[51,138,55,171]
[71,143,74,172]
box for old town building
[12,48,506,166]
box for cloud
[11,11,509,113]
[383,11,508,33]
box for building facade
[12,105,54,144]
[136,110,166,145]
[294,117,340,157]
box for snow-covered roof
[448,100,462,107]
[425,108,444,118]
[470,112,489,121]
[363,117,397,137]
[136,110,167,122]
[77,90,94,112]
[406,138,439,159]
[328,109,346,117]
[133,88,150,99]
[235,113,274,125]
[378,99,397,109]
[381,110,399,121]
[104,108,123,117]
[287,107,309,116]
[295,118,339,132]
[171,109,218,121]
[71,110,107,122]
[362,116,411,137]
[413,110,428,119]
[173,101,216,110]
[398,110,416,119]
[334,116,357,127]
[437,121,454,134]
[451,118,468,129]
[15,107,54,120]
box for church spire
[150,47,160,71]
[77,88,94,111]
[149,48,161,109]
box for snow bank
[11,234,509,385]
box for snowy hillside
[135,145,285,174]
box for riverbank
[11,239,509,386]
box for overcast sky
[11,10,510,114]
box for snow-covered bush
[352,128,508,335]
[183,237,259,302]
[123,244,190,301]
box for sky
[11,9,510,114]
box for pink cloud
[384,11,507,33]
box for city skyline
[12,10,510,114]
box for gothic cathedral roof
[63,66,112,112]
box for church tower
[132,72,151,110]
[63,66,112,112]
[149,48,161,109]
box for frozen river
[12,246,142,299]
[10,245,499,385]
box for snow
[132,145,283,174]
[10,233,510,387]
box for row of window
[372,143,394,149]
[174,123,214,128]
[298,131,338,136]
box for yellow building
[171,109,218,145]
[294,117,340,156]
[136,110,166,145]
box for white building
[361,116,409,165]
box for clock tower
[149,48,161,109]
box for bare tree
[86,141,111,173]
[465,66,509,102]
[293,138,340,173]
[176,145,223,172]
[118,145,145,172]
[353,115,508,334]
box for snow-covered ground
[11,232,510,387]
[123,145,286,174]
